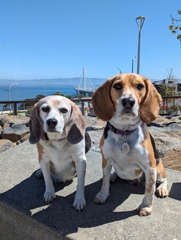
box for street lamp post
[42,86,46,96]
[136,16,145,74]
[7,83,19,114]
[117,68,121,74]
[132,56,136,73]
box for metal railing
[0,97,92,116]
[1,95,181,116]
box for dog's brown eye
[137,84,144,91]
[114,83,122,90]
[42,106,50,112]
[59,108,68,113]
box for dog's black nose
[122,98,135,109]
[47,118,58,128]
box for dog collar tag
[122,143,130,153]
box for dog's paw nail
[44,192,56,203]
[73,197,86,211]
[137,205,153,216]
[94,192,108,204]
[35,169,43,178]
[157,188,169,197]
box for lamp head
[136,16,145,29]
[136,16,145,21]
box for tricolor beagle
[92,73,168,216]
[29,95,91,210]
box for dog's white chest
[102,128,149,180]
[39,139,83,181]
[43,139,70,160]
[121,142,130,153]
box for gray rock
[0,139,14,153]
[149,123,181,158]
[16,133,30,145]
[149,123,181,132]
[165,110,181,119]
[0,118,9,128]
[1,123,29,142]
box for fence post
[81,101,84,115]
[14,103,17,115]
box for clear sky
[0,0,180,80]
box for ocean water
[0,85,77,111]
[0,85,77,101]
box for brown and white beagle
[29,95,91,210]
[92,73,168,216]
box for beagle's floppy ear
[140,78,162,123]
[65,103,85,144]
[29,103,43,144]
[92,78,115,121]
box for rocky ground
[0,113,181,171]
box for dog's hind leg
[156,158,168,197]
[110,170,118,183]
[35,168,62,183]
[35,169,43,178]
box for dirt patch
[163,147,181,171]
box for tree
[51,91,64,96]
[166,67,175,80]
[18,94,45,110]
[169,10,181,46]
[76,94,84,99]
[65,94,72,99]
[35,94,45,100]
[158,85,176,110]
[158,85,176,97]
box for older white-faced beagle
[29,95,91,210]
[92,73,168,216]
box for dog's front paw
[73,193,86,211]
[43,191,56,204]
[137,204,153,216]
[94,191,109,204]
[156,184,168,197]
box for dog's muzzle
[122,97,135,109]
[46,118,58,130]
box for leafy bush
[26,107,34,116]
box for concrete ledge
[0,141,181,240]
[0,202,67,240]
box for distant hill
[1,77,180,87]
[0,78,107,87]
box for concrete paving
[0,141,181,240]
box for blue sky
[0,0,180,80]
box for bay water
[0,85,77,111]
